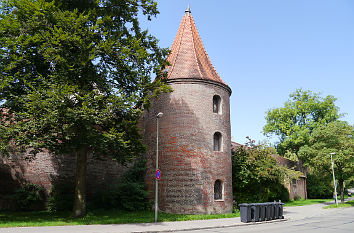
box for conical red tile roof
[164,7,228,87]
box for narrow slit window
[214,179,223,200]
[213,132,222,151]
[213,95,221,113]
[292,179,297,185]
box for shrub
[91,159,150,211]
[13,184,45,211]
[47,181,74,212]
[232,138,294,206]
[307,172,332,199]
[0,194,17,211]
[48,159,150,212]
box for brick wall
[0,151,126,195]
[271,154,308,200]
[143,79,233,214]
[289,177,307,200]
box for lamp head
[330,152,336,155]
[157,112,163,118]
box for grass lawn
[323,200,354,209]
[284,198,333,207]
[0,210,240,228]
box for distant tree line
[233,89,353,205]
[263,89,353,202]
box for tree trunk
[72,147,88,217]
[339,179,345,203]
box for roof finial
[185,4,191,14]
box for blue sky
[140,0,354,144]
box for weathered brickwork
[288,177,307,200]
[0,151,125,195]
[271,154,308,200]
[143,79,233,214]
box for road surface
[182,205,354,233]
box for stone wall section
[0,151,125,195]
[288,177,307,200]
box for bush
[48,159,150,212]
[91,159,150,211]
[0,194,17,211]
[232,138,293,206]
[92,182,149,211]
[47,181,74,212]
[13,184,45,211]
[307,172,332,199]
[269,182,290,202]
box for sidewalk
[0,217,285,233]
[0,200,352,233]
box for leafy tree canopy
[232,137,300,205]
[0,0,170,216]
[299,121,354,202]
[263,89,341,161]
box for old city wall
[0,151,125,198]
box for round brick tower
[143,6,232,214]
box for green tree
[306,171,332,199]
[263,89,340,162]
[299,121,354,202]
[232,138,299,205]
[0,0,170,217]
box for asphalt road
[181,206,354,233]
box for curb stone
[132,218,287,233]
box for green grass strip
[0,210,240,228]
[323,200,354,209]
[284,198,332,207]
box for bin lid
[239,203,250,207]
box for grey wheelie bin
[239,203,251,223]
[278,202,284,219]
[251,203,262,222]
[258,203,266,221]
[274,202,279,219]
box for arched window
[213,132,222,151]
[214,179,223,200]
[213,95,221,113]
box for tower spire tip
[185,4,191,14]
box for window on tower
[214,179,223,200]
[213,95,221,113]
[213,132,222,151]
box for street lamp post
[330,152,338,205]
[155,112,163,223]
